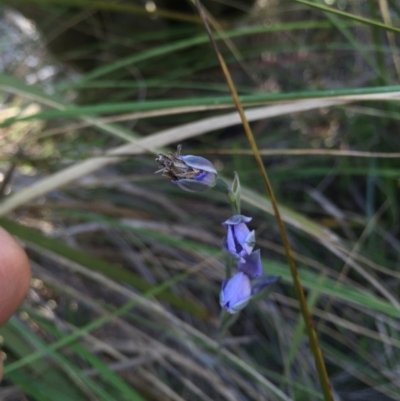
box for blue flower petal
[180,155,217,174]
[194,171,217,186]
[238,249,262,279]
[222,215,252,227]
[175,178,215,192]
[233,222,250,248]
[225,226,238,256]
[243,230,255,255]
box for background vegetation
[1,0,400,400]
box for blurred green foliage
[1,1,400,400]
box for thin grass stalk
[194,1,334,400]
[378,0,400,79]
[292,0,400,34]
[205,149,400,158]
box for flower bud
[220,272,252,314]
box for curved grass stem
[194,1,334,400]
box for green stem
[213,178,240,214]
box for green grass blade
[293,0,400,34]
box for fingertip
[0,227,31,326]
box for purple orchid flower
[222,215,255,262]
[155,145,217,192]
